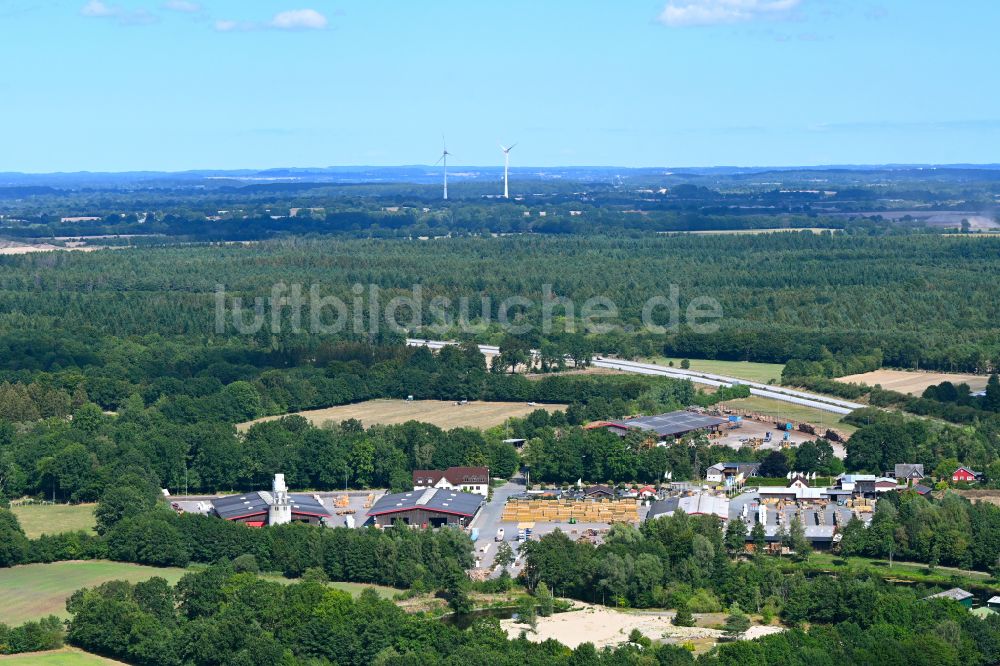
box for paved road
[407,338,864,416]
[469,477,525,570]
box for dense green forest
[0,233,998,372]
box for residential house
[893,464,925,486]
[952,466,981,483]
[413,466,490,497]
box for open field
[836,369,989,395]
[644,356,785,383]
[0,649,126,665]
[0,561,188,626]
[721,395,858,434]
[11,504,96,538]
[238,399,567,432]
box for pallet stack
[501,499,639,524]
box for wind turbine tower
[500,143,517,199]
[435,137,451,200]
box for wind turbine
[500,142,517,198]
[435,137,451,200]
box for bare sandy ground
[0,240,107,255]
[501,602,783,649]
[238,398,566,432]
[836,369,988,395]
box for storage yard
[501,498,640,524]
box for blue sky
[2,0,998,171]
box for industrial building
[647,492,730,521]
[413,466,490,497]
[592,410,726,441]
[210,474,332,527]
[367,487,483,528]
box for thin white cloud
[80,0,116,17]
[214,8,329,32]
[80,0,157,24]
[268,9,328,30]
[163,0,202,13]
[657,0,802,27]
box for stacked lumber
[501,499,639,524]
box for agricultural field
[10,504,96,538]
[238,399,567,432]
[721,395,858,435]
[0,561,188,626]
[644,357,785,384]
[0,648,126,665]
[836,369,989,395]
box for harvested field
[0,648,127,664]
[0,561,188,626]
[10,503,96,538]
[836,369,989,395]
[238,399,566,432]
[953,489,1000,508]
[501,499,639,524]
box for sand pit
[501,602,783,649]
[836,369,988,395]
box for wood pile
[501,498,639,524]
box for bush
[687,588,722,613]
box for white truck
[495,528,505,542]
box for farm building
[706,461,761,484]
[647,492,729,521]
[924,588,974,608]
[368,487,483,528]
[952,466,982,483]
[211,474,331,527]
[413,466,490,497]
[591,410,726,441]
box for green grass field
[10,504,97,539]
[788,552,997,590]
[722,395,857,434]
[0,561,188,626]
[0,648,125,664]
[644,357,785,384]
[0,559,399,626]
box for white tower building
[268,473,291,525]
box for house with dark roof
[413,466,490,497]
[582,484,615,499]
[706,462,761,484]
[912,484,933,496]
[367,487,483,528]
[211,474,331,527]
[893,464,925,486]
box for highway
[406,338,864,416]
